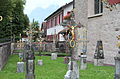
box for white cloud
[24,0,72,15]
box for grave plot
[0,54,114,79]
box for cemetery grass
[35,52,70,56]
[0,55,114,79]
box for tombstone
[17,62,24,73]
[38,60,43,66]
[80,54,87,70]
[66,61,79,79]
[26,60,35,79]
[94,40,104,66]
[51,53,57,60]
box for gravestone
[17,62,24,73]
[38,60,43,66]
[26,60,35,79]
[94,40,104,66]
[51,53,57,60]
[80,55,87,70]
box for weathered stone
[94,59,104,66]
[17,62,24,73]
[67,61,79,79]
[0,42,11,70]
[114,53,120,79]
[64,70,72,79]
[64,70,79,79]
[75,0,120,65]
[51,53,57,60]
[38,60,43,66]
[28,60,34,73]
[26,60,35,79]
[80,55,87,70]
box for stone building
[74,0,120,65]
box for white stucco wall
[47,25,64,35]
[63,3,73,16]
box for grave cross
[24,20,37,79]
[62,10,82,79]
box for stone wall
[0,42,11,70]
[74,0,88,59]
[75,0,120,65]
[87,7,120,65]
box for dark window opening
[94,0,103,14]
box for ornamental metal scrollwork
[0,16,3,21]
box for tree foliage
[0,0,29,42]
[31,20,40,42]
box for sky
[24,0,72,24]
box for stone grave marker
[94,40,104,66]
[51,53,57,60]
[26,60,35,79]
[17,62,24,73]
[38,60,43,66]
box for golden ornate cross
[0,16,3,21]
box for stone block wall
[0,42,11,70]
[87,7,120,65]
[75,0,120,65]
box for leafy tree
[0,0,29,42]
[31,20,40,42]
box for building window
[51,19,53,27]
[59,14,60,24]
[94,0,103,14]
[55,17,57,26]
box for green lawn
[0,55,114,79]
